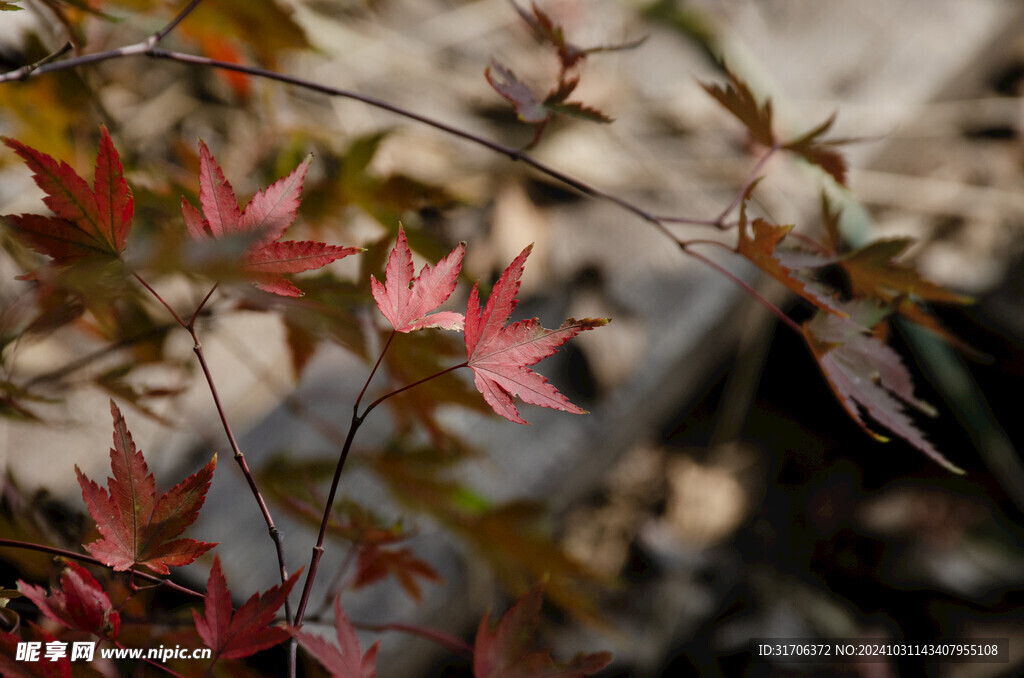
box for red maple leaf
[292,598,380,678]
[465,245,608,424]
[192,555,298,660]
[351,545,442,603]
[181,140,361,297]
[18,561,120,640]
[2,126,132,264]
[76,400,217,574]
[370,224,465,333]
[473,584,611,678]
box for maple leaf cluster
[701,66,849,185]
[729,184,968,473]
[1,129,359,299]
[486,1,643,146]
[698,68,974,472]
[372,225,608,424]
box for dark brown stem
[23,323,175,389]
[716,147,779,224]
[133,273,188,329]
[0,539,204,600]
[190,335,293,624]
[293,415,359,627]
[294,358,469,626]
[154,0,206,42]
[130,271,293,622]
[359,361,467,420]
[680,242,802,334]
[14,42,73,79]
[354,331,395,414]
[189,284,219,329]
[654,214,723,227]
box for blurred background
[2,0,1024,676]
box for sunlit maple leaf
[473,584,612,678]
[465,245,608,424]
[371,224,465,333]
[292,598,380,678]
[18,561,120,639]
[76,401,217,574]
[351,545,441,603]
[802,305,963,474]
[182,140,361,297]
[2,126,132,265]
[192,555,298,660]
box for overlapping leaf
[2,126,132,264]
[734,192,845,316]
[465,246,608,424]
[193,555,298,660]
[76,401,217,574]
[292,598,379,678]
[802,305,963,474]
[473,584,612,678]
[18,561,120,639]
[839,238,972,305]
[182,140,360,297]
[371,224,465,332]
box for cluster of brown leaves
[707,68,973,472]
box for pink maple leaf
[371,224,465,332]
